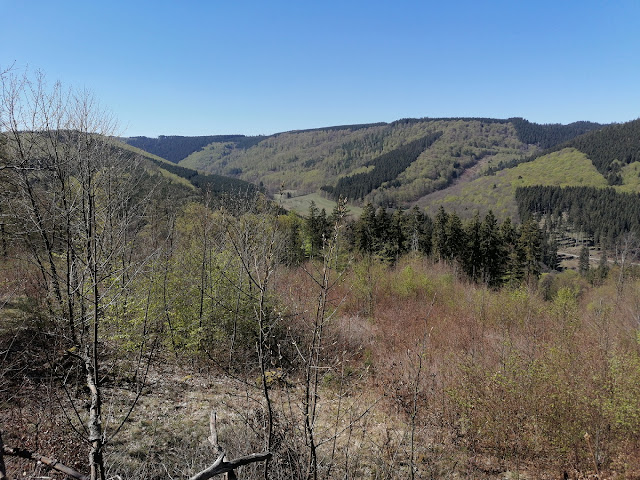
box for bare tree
[299,196,349,480]
[222,199,287,479]
[0,69,158,480]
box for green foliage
[510,117,603,149]
[516,185,640,247]
[326,132,443,200]
[426,148,608,221]
[605,351,640,435]
[178,118,538,208]
[566,119,640,182]
[389,264,433,299]
[123,134,264,164]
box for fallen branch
[4,410,271,480]
[3,445,89,480]
[188,452,272,480]
[188,410,271,480]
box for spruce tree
[464,211,483,281]
[518,219,542,281]
[433,206,450,261]
[480,210,503,286]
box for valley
[3,69,640,480]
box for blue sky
[2,0,639,137]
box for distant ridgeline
[124,135,266,164]
[489,118,608,176]
[516,185,640,246]
[565,119,640,185]
[321,131,443,200]
[512,119,640,185]
[149,157,259,194]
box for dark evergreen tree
[384,210,406,261]
[463,211,483,281]
[433,206,450,262]
[500,218,523,285]
[480,210,503,286]
[355,203,377,255]
[518,219,542,281]
[305,201,330,257]
[446,212,466,265]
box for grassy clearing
[275,192,363,217]
[419,148,608,220]
[619,161,640,192]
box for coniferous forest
[4,71,640,480]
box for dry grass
[5,256,640,479]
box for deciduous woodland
[3,72,640,480]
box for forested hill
[123,135,266,164]
[170,118,606,207]
[491,118,640,185]
[564,118,640,184]
[114,138,261,198]
[125,117,608,211]
[510,118,603,149]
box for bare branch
[188,452,272,480]
[3,444,89,480]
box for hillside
[417,119,640,247]
[417,148,609,220]
[114,118,600,212]
[114,138,260,197]
[176,119,533,205]
[122,135,265,164]
[7,70,640,480]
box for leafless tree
[0,69,158,480]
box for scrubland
[4,252,640,480]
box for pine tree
[500,217,523,285]
[464,211,483,281]
[446,212,466,264]
[518,219,542,281]
[355,202,377,255]
[433,206,450,262]
[385,210,406,261]
[480,210,503,286]
[305,201,329,257]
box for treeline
[322,132,443,200]
[510,117,603,149]
[281,122,388,135]
[125,135,266,163]
[564,118,640,184]
[486,118,605,175]
[516,185,640,246]
[150,158,260,194]
[304,202,557,286]
[390,117,511,127]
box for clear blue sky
[2,0,639,137]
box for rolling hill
[114,138,260,198]
[124,117,606,215]
[416,147,609,220]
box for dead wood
[188,410,271,480]
[3,444,89,480]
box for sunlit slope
[178,119,533,206]
[114,138,197,190]
[417,148,609,220]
